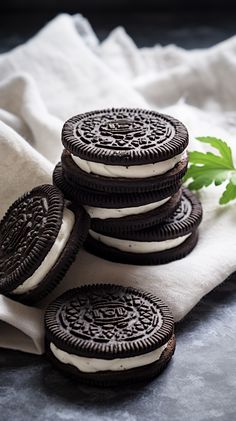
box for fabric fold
[0,296,44,354]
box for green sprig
[185,137,236,204]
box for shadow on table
[40,355,173,406]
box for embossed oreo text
[59,289,163,345]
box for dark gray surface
[0,11,236,52]
[1,276,236,421]
[1,11,236,421]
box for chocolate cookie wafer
[85,189,202,265]
[61,108,188,193]
[0,185,89,304]
[45,284,175,386]
[53,162,182,234]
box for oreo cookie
[85,189,202,265]
[53,162,182,233]
[45,284,175,386]
[61,108,188,193]
[61,149,188,194]
[0,185,90,304]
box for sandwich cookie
[85,189,202,265]
[45,284,175,386]
[53,162,182,234]
[61,108,188,193]
[0,184,89,305]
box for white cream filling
[50,341,168,373]
[12,208,75,295]
[84,196,171,220]
[72,150,187,178]
[89,230,191,253]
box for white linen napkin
[0,13,236,354]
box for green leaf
[196,137,234,168]
[189,151,233,169]
[219,180,236,204]
[188,176,212,190]
[214,171,228,186]
[185,136,236,204]
[186,165,228,181]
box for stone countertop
[1,11,236,421]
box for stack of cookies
[0,107,203,385]
[53,108,202,265]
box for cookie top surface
[0,185,64,294]
[45,284,174,359]
[93,188,202,241]
[62,108,188,165]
